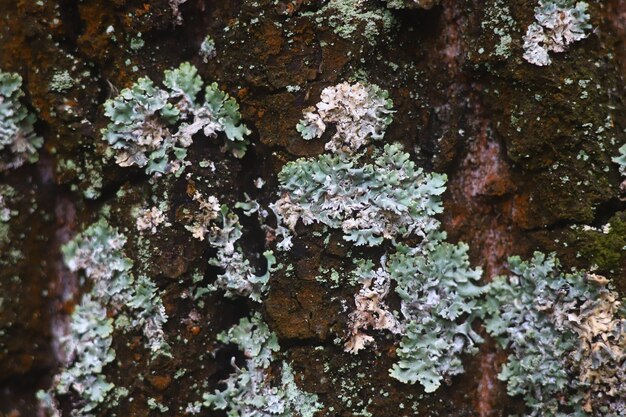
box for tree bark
[0,0,624,416]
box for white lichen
[169,0,188,25]
[136,206,167,234]
[522,1,591,66]
[345,257,401,354]
[185,191,221,240]
[612,143,626,193]
[296,82,394,154]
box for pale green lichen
[101,62,250,176]
[42,219,169,414]
[49,70,74,93]
[199,35,216,62]
[272,143,446,248]
[612,143,626,192]
[302,0,396,46]
[388,243,485,392]
[483,253,626,416]
[384,0,440,9]
[206,206,276,303]
[0,70,43,172]
[201,313,321,417]
[522,1,591,66]
[480,0,516,59]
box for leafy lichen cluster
[274,82,485,393]
[206,205,276,302]
[388,243,485,392]
[383,0,440,9]
[272,143,446,248]
[483,253,626,416]
[297,82,394,153]
[42,219,169,413]
[198,313,321,417]
[102,62,250,176]
[612,144,626,192]
[522,0,591,66]
[301,0,396,46]
[0,70,43,172]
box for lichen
[136,206,167,234]
[49,70,74,93]
[302,0,396,46]
[199,35,216,63]
[344,257,402,354]
[0,70,43,172]
[42,219,169,414]
[383,0,440,9]
[272,143,446,248]
[206,205,276,303]
[483,252,626,416]
[101,62,250,176]
[386,242,484,392]
[201,313,321,417]
[169,0,188,25]
[522,1,591,66]
[612,143,626,193]
[296,82,394,154]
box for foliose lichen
[301,0,396,46]
[101,62,250,176]
[522,1,591,66]
[184,189,275,302]
[42,219,169,414]
[296,82,394,154]
[345,257,402,354]
[388,243,484,392]
[199,35,216,63]
[200,313,321,417]
[612,144,626,192]
[207,205,276,302]
[483,252,626,416]
[383,0,440,9]
[0,70,43,172]
[135,206,167,235]
[272,143,446,248]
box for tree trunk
[1,0,624,416]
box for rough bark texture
[0,0,624,416]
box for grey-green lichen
[301,0,396,46]
[612,144,626,192]
[49,70,75,93]
[184,190,275,302]
[199,35,216,63]
[42,219,169,414]
[200,313,321,417]
[480,0,516,59]
[388,242,485,392]
[522,1,591,66]
[272,143,446,248]
[384,0,440,9]
[0,70,43,172]
[206,205,276,302]
[483,252,626,416]
[101,62,250,176]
